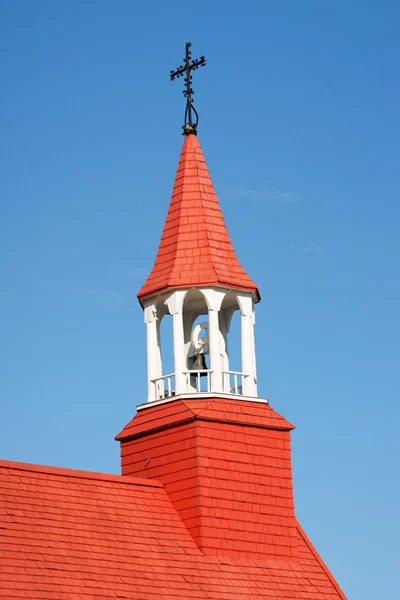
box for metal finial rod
[170,42,206,136]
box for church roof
[137,134,260,304]
[0,459,346,599]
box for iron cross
[170,42,206,135]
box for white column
[241,314,256,396]
[144,303,160,402]
[251,310,258,396]
[208,308,222,393]
[237,293,257,397]
[165,290,187,396]
[183,311,197,393]
[219,309,230,393]
[172,311,186,394]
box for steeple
[114,48,345,592]
[135,42,262,405]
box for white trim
[136,392,269,411]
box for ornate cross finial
[170,42,206,136]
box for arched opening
[220,292,243,394]
[182,289,210,393]
[159,314,173,375]
[156,296,173,399]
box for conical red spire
[138,135,260,303]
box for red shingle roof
[116,397,294,440]
[0,460,346,599]
[137,134,259,303]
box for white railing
[184,369,212,393]
[151,370,249,401]
[222,370,247,395]
[151,373,175,400]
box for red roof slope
[138,135,259,303]
[0,460,346,599]
[116,397,294,440]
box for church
[0,44,347,599]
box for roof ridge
[0,459,163,488]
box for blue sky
[1,1,399,597]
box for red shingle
[137,135,260,303]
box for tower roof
[138,134,260,304]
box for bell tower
[138,133,260,405]
[117,43,299,560]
